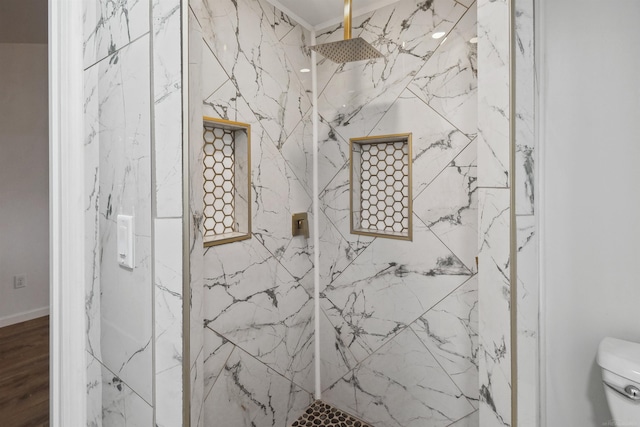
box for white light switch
[117,214,134,269]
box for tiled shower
[189,0,479,425]
[83,0,528,425]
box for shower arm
[344,0,352,40]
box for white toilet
[598,337,640,426]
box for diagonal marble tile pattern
[318,0,479,425]
[192,0,315,425]
[192,0,480,425]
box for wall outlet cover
[13,275,26,289]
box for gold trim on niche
[202,116,252,247]
[349,133,413,241]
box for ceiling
[0,0,47,44]
[269,0,401,29]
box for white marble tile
[324,328,476,427]
[514,2,537,410]
[515,142,534,216]
[204,347,313,427]
[413,161,478,273]
[96,35,153,403]
[203,328,236,401]
[449,409,480,426]
[83,0,150,68]
[409,4,477,137]
[278,206,314,296]
[317,115,350,194]
[200,40,229,100]
[279,24,313,92]
[320,370,359,420]
[203,238,314,391]
[319,308,358,392]
[202,79,248,122]
[319,162,375,251]
[153,0,183,219]
[317,209,371,292]
[257,0,299,41]
[373,90,471,197]
[189,12,207,421]
[517,215,538,427]
[191,348,206,427]
[100,364,153,426]
[251,124,313,259]
[322,219,472,361]
[455,0,475,7]
[412,276,479,406]
[477,187,511,427]
[154,218,183,427]
[450,137,477,167]
[318,0,467,143]
[194,0,311,147]
[87,353,103,427]
[84,63,102,361]
[515,0,535,215]
[280,113,313,195]
[477,0,510,188]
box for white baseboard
[0,306,50,328]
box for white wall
[541,1,640,425]
[0,43,49,326]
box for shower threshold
[292,401,372,427]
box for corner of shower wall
[83,0,185,425]
[187,0,315,425]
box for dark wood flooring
[0,316,49,427]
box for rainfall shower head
[310,0,384,63]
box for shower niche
[350,133,412,240]
[202,117,251,246]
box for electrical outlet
[13,275,26,289]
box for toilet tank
[598,337,640,425]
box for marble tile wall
[189,0,315,425]
[152,0,185,425]
[477,0,513,425]
[515,0,537,425]
[316,1,480,425]
[85,29,155,408]
[83,28,155,421]
[188,7,206,425]
[84,0,185,424]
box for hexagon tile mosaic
[358,141,410,234]
[202,125,236,236]
[291,401,372,427]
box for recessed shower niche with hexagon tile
[350,133,412,240]
[201,117,251,246]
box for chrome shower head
[310,0,384,63]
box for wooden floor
[0,316,49,427]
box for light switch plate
[117,214,134,269]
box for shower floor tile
[292,401,372,427]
